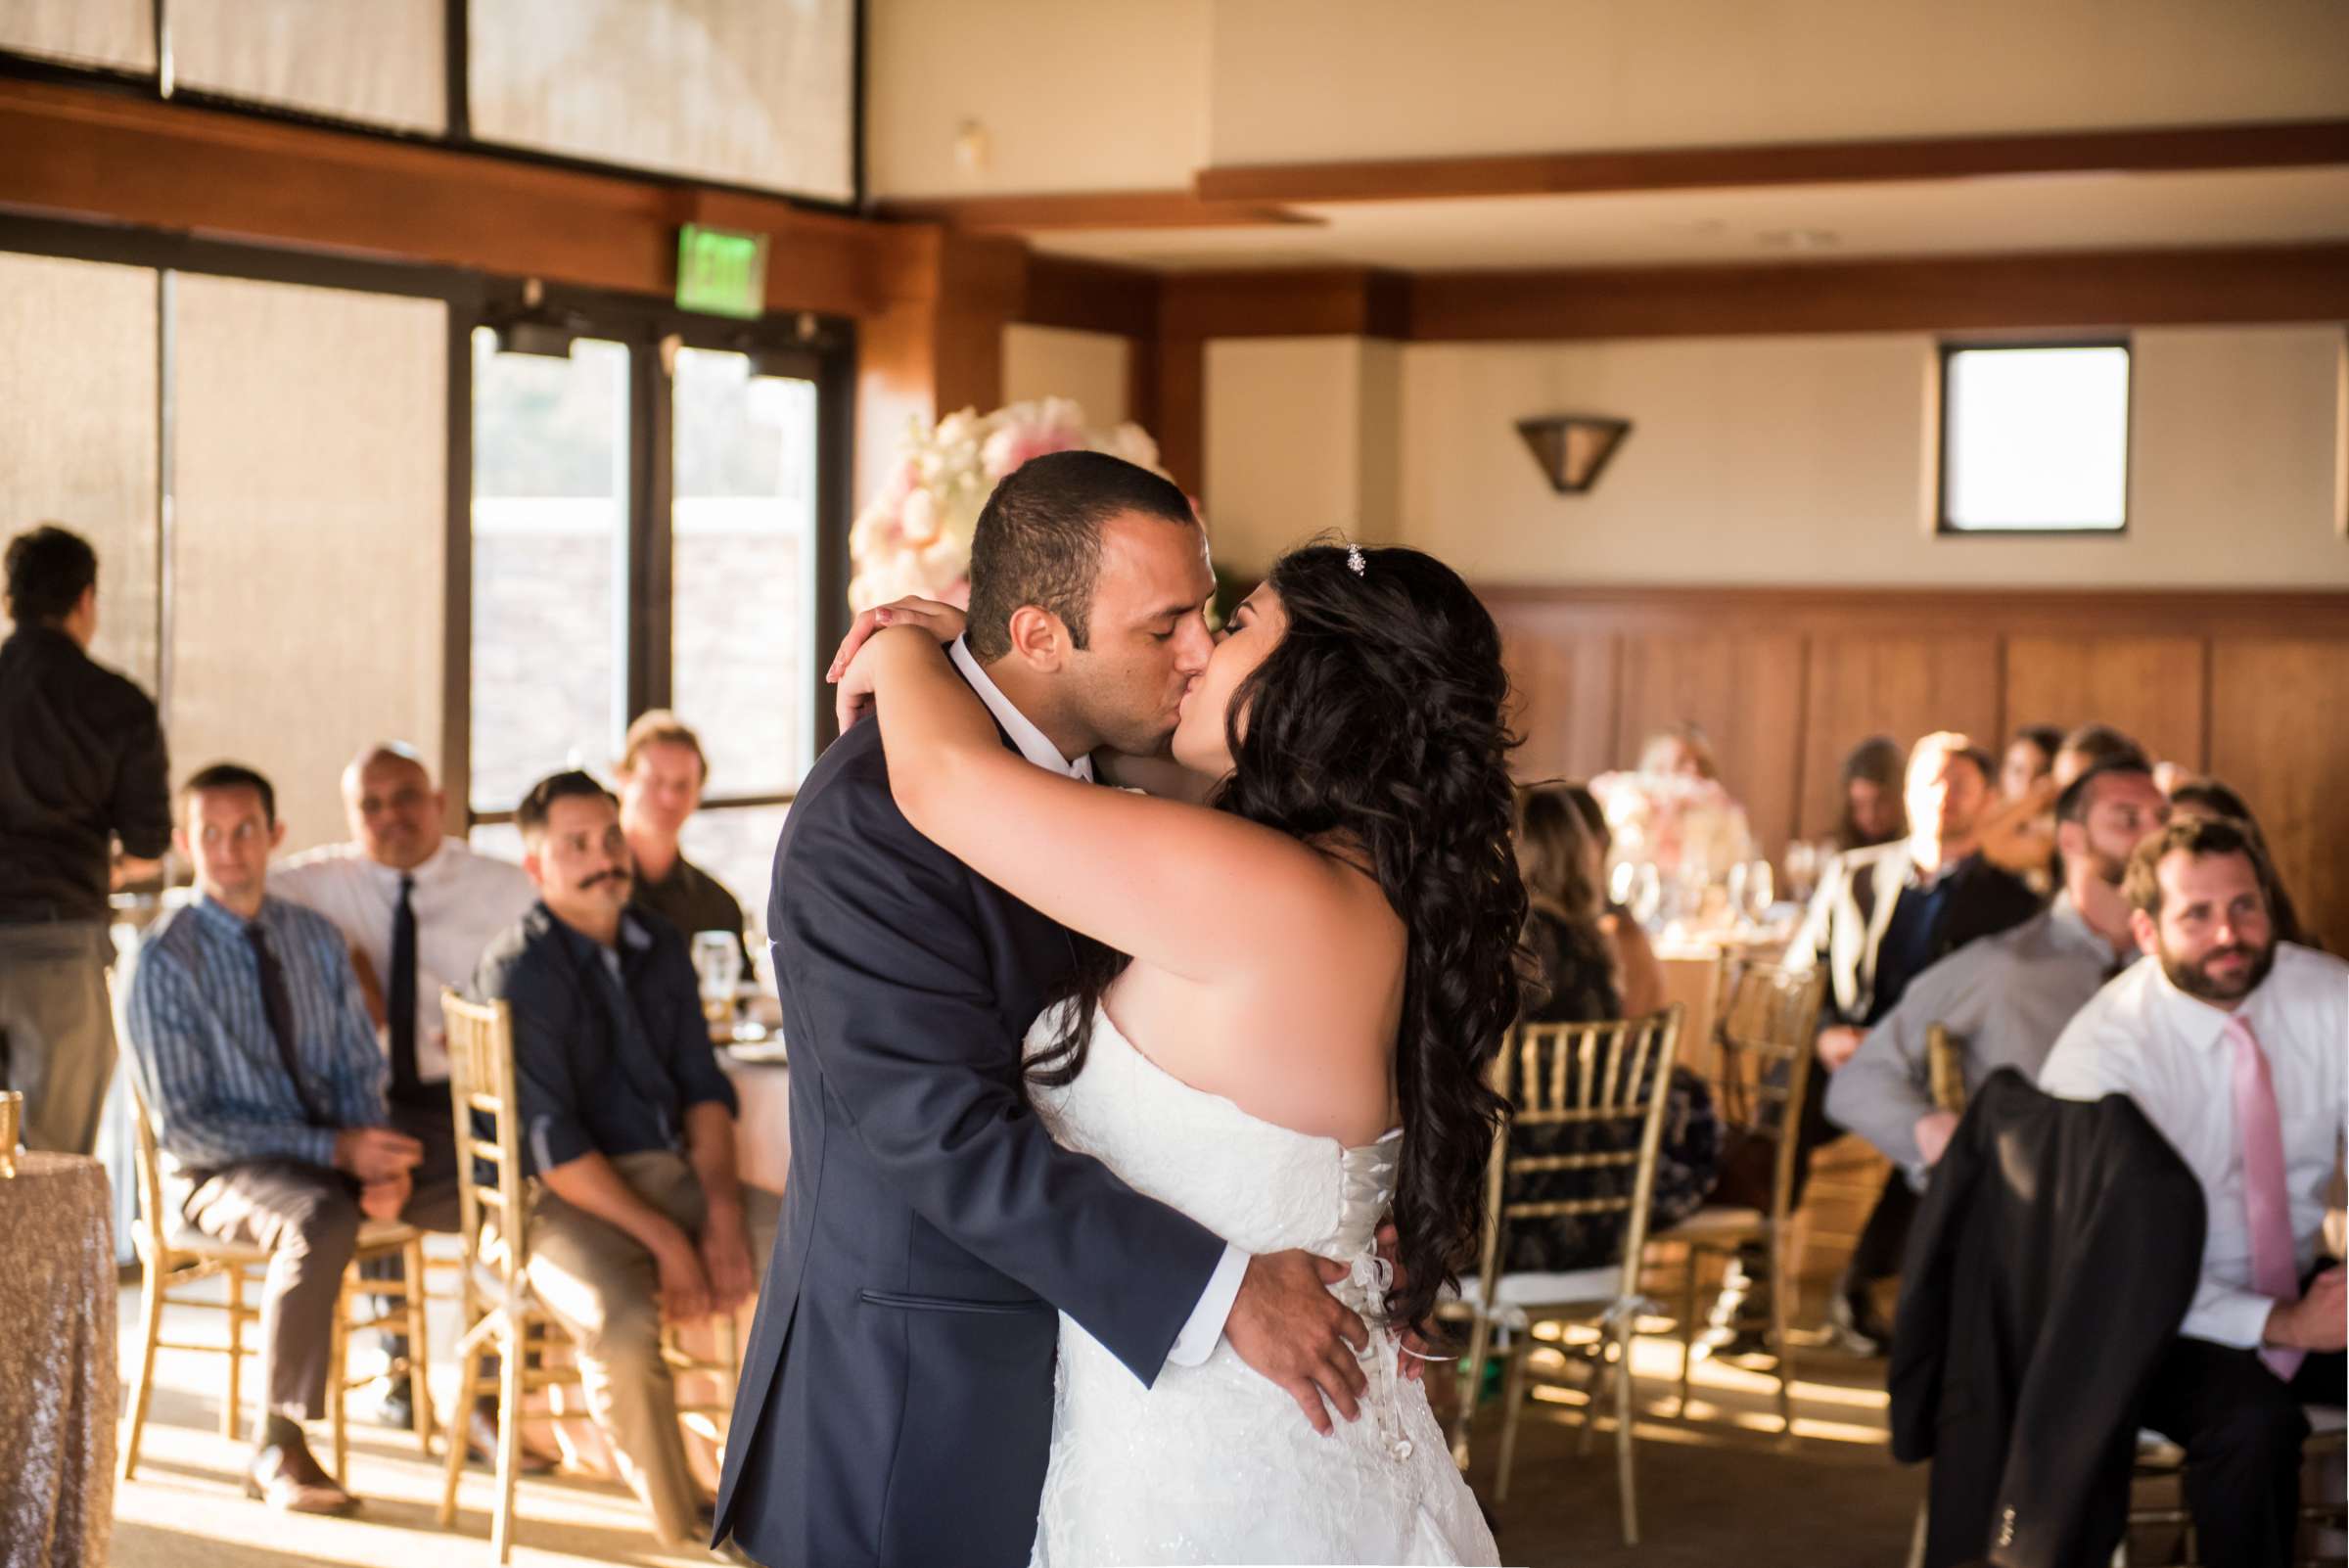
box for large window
[463,306,842,945]
[1,1,857,204]
[469,330,631,812]
[1939,343,2131,533]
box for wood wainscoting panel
[2002,634,2209,776]
[1488,603,1618,785]
[1615,631,1808,864]
[1800,635,2003,842]
[2207,639,2349,950]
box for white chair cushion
[1451,1267,1624,1310]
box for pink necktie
[2227,1014,2304,1381]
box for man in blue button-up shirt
[473,769,765,1547]
[125,762,420,1516]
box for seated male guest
[474,769,770,1548]
[1828,758,2166,1182]
[1769,731,2042,1354]
[617,711,752,975]
[125,763,422,1515]
[2041,818,2347,1568]
[272,741,535,1438]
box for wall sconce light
[1516,414,1632,494]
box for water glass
[691,931,744,1026]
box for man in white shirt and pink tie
[2041,815,2347,1568]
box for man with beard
[1828,758,2166,1180]
[2041,817,2346,1568]
[474,769,771,1551]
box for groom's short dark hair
[965,450,1196,663]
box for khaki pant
[525,1150,775,1545]
[176,1160,360,1422]
[0,921,117,1156]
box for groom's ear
[1005,604,1073,672]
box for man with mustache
[2041,817,2347,1568]
[474,769,769,1553]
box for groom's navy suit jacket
[714,708,1225,1568]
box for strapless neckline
[1089,1001,1403,1159]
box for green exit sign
[676,223,769,319]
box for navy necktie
[248,921,327,1126]
[388,873,422,1103]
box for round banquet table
[0,1151,117,1568]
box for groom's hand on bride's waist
[1223,1251,1371,1437]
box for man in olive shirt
[617,711,753,975]
[0,525,171,1153]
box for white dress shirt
[2039,942,2349,1350]
[950,637,1249,1367]
[271,836,538,1084]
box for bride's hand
[828,597,965,683]
[831,598,967,730]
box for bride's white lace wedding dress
[1025,1001,1500,1567]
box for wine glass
[1728,859,1775,928]
[1625,862,1664,930]
[691,931,744,1031]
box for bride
[839,541,1520,1566]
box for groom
[714,452,1375,1567]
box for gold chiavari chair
[1653,956,1825,1438]
[1925,1023,1968,1117]
[116,1071,434,1484]
[1450,1005,1683,1545]
[437,990,743,1563]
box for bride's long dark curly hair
[1032,542,1526,1334]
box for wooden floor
[110,1140,1914,1568]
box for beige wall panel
[1396,328,2349,589]
[1204,336,1369,573]
[868,0,1210,197]
[0,253,161,688]
[1001,325,1132,425]
[169,276,447,855]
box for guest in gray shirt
[1829,759,2167,1182]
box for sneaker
[1825,1281,1894,1357]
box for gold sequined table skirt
[0,1151,116,1568]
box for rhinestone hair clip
[1345,542,1367,576]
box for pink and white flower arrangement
[848,398,1172,611]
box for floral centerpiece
[1586,769,1757,887]
[848,397,1171,611]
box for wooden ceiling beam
[877,190,1317,232]
[0,77,888,316]
[1195,118,2349,206]
[1407,243,2349,341]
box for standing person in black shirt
[0,525,170,1153]
[616,710,754,978]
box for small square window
[1939,343,2130,532]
